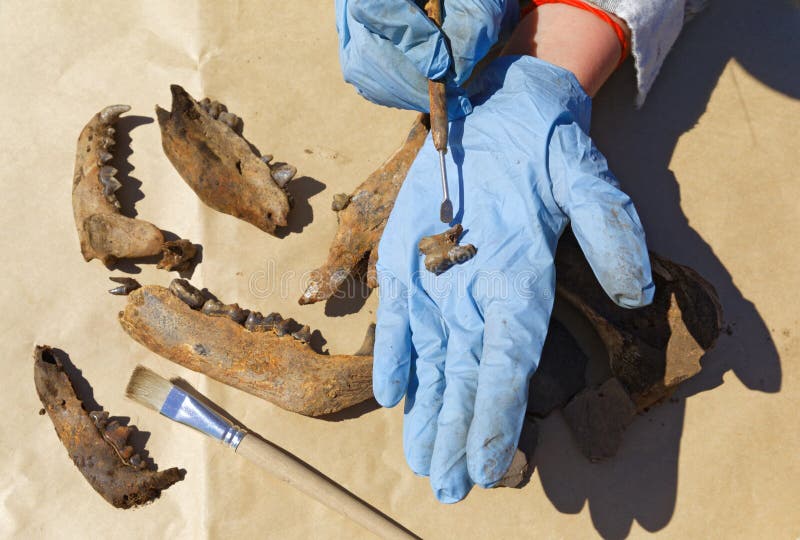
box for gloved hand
[335,0,519,117]
[373,55,655,503]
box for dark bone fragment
[156,85,293,235]
[72,105,164,265]
[33,345,183,508]
[157,239,197,272]
[418,224,477,275]
[118,280,374,416]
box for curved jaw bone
[119,279,374,416]
[72,105,164,266]
[72,105,197,270]
[33,345,183,508]
[156,85,294,235]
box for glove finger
[466,288,552,487]
[373,271,412,407]
[428,312,484,503]
[549,122,654,308]
[348,0,450,81]
[402,292,448,476]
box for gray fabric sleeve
[587,0,708,107]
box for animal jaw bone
[418,224,477,275]
[33,345,183,508]
[298,114,430,305]
[156,85,294,235]
[118,279,374,417]
[72,105,196,270]
[72,105,164,266]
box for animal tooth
[99,104,131,124]
[106,127,115,137]
[260,154,273,164]
[108,277,141,296]
[291,325,312,344]
[168,278,205,309]
[244,311,264,331]
[100,166,117,180]
[201,299,248,324]
[208,101,222,118]
[331,193,351,212]
[217,111,240,130]
[270,163,297,188]
[102,177,122,199]
[274,317,296,336]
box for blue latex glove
[335,0,519,117]
[373,56,655,503]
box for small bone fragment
[331,193,351,212]
[72,105,164,266]
[108,277,142,296]
[119,282,374,416]
[418,224,477,275]
[299,114,430,304]
[562,378,637,462]
[156,85,293,235]
[157,239,197,272]
[33,345,183,508]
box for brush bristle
[125,365,173,412]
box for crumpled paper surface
[1,1,798,538]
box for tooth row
[89,410,147,469]
[98,165,122,206]
[167,278,312,344]
[198,97,241,130]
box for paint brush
[126,365,415,540]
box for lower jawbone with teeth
[156,85,294,235]
[72,105,165,266]
[118,279,375,416]
[33,345,183,508]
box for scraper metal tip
[438,150,452,223]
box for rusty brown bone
[119,279,374,416]
[72,105,197,270]
[72,105,165,265]
[33,345,183,508]
[299,114,430,304]
[156,85,294,235]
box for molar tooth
[101,137,114,149]
[274,317,296,336]
[99,104,131,124]
[202,299,248,324]
[169,279,205,309]
[291,325,312,344]
[100,166,117,180]
[270,163,297,188]
[217,111,240,130]
[244,311,263,331]
[129,454,143,468]
[99,151,114,164]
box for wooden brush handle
[425,0,448,152]
[236,435,415,539]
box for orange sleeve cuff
[521,0,630,68]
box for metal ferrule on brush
[159,385,247,449]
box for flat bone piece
[156,85,292,235]
[72,105,164,266]
[118,283,374,416]
[418,224,477,275]
[33,345,183,508]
